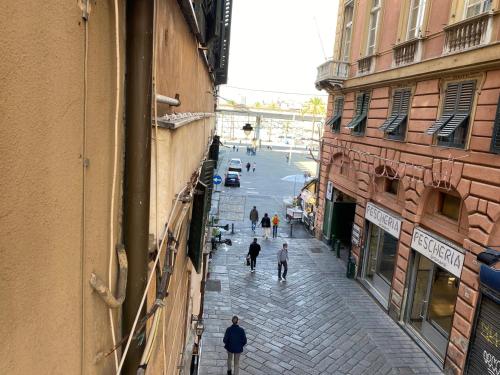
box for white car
[228,158,242,172]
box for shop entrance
[407,253,459,360]
[322,188,356,262]
[362,223,398,307]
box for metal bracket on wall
[81,0,91,20]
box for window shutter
[436,81,475,137]
[380,90,402,130]
[346,94,363,129]
[427,82,466,135]
[490,94,500,154]
[386,90,411,133]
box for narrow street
[199,148,443,375]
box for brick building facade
[315,1,500,374]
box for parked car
[228,158,242,172]
[224,171,240,187]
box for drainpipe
[123,0,154,373]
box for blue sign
[213,175,222,185]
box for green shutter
[188,182,207,273]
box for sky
[219,0,338,107]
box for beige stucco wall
[0,1,125,374]
[146,0,216,373]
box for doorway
[362,223,398,307]
[407,253,459,360]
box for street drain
[310,248,323,253]
[205,279,221,292]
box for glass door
[322,199,334,240]
[363,223,398,305]
[408,254,459,359]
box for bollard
[346,256,356,279]
[231,223,234,234]
[335,240,341,258]
[330,235,336,251]
[290,222,293,238]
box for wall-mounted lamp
[191,315,205,337]
[242,123,253,137]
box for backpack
[272,216,279,225]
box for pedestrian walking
[271,214,280,238]
[246,162,251,172]
[261,213,271,239]
[247,238,261,272]
[249,206,259,232]
[252,162,256,172]
[277,243,289,281]
[223,316,247,375]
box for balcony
[444,12,492,53]
[393,38,422,66]
[315,59,349,91]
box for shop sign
[351,224,361,246]
[326,181,333,201]
[365,202,401,238]
[411,228,465,277]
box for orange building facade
[316,1,500,374]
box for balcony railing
[393,38,420,66]
[357,56,373,75]
[444,13,491,53]
[315,59,349,91]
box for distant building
[0,0,231,374]
[315,1,500,374]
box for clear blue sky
[219,0,338,106]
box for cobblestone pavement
[199,147,443,374]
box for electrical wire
[108,0,121,370]
[116,185,188,374]
[223,85,328,97]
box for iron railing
[358,56,373,74]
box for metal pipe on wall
[123,0,154,373]
[156,93,181,106]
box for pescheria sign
[411,227,465,277]
[365,202,402,239]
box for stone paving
[199,147,443,375]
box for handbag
[246,255,250,266]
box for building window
[380,89,411,141]
[407,0,426,39]
[490,94,500,154]
[426,81,475,149]
[439,192,461,221]
[367,0,382,55]
[385,179,399,195]
[341,1,354,62]
[346,92,370,136]
[326,97,344,133]
[465,0,491,18]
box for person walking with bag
[271,214,280,238]
[247,238,261,272]
[260,213,271,239]
[277,243,289,282]
[249,206,259,232]
[223,316,247,375]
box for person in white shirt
[277,243,289,281]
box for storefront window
[363,223,398,305]
[408,253,459,359]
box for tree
[301,97,326,144]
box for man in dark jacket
[249,206,259,232]
[260,213,271,239]
[223,316,247,375]
[247,238,261,272]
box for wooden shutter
[491,94,500,153]
[437,81,475,137]
[427,82,472,135]
[380,90,402,130]
[346,94,364,128]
